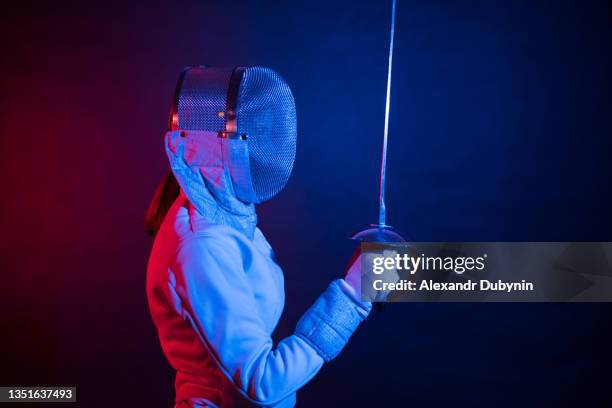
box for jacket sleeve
[171,232,370,406]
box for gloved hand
[344,248,400,303]
[343,249,362,302]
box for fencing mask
[169,66,297,204]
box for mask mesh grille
[177,67,230,131]
[237,67,297,202]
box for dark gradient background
[1,0,611,406]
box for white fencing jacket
[147,131,371,407]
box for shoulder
[178,224,246,253]
[174,224,255,275]
[156,195,251,258]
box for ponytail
[144,172,180,236]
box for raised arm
[171,233,370,406]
